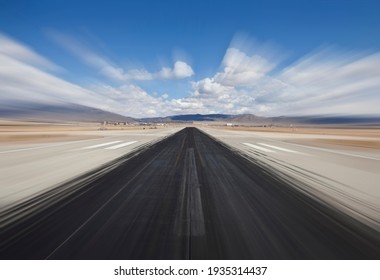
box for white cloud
[100,66,153,81]
[157,61,194,79]
[192,78,233,96]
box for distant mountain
[269,115,380,126]
[141,113,283,124]
[139,114,233,123]
[139,113,380,126]
[171,114,233,121]
[228,114,268,123]
[289,115,380,125]
[0,102,136,123]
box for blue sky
[1,0,379,117]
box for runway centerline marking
[187,148,205,237]
[258,143,302,154]
[242,143,275,153]
[82,141,122,149]
[174,147,205,242]
[105,141,138,150]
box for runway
[0,127,379,259]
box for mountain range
[1,103,379,126]
[140,113,380,125]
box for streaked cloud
[0,33,60,71]
[49,32,194,81]
[0,47,105,108]
[214,47,277,86]
[0,33,151,115]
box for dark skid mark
[0,128,379,259]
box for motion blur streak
[0,128,379,259]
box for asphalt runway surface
[1,127,379,259]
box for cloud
[90,84,163,116]
[188,44,380,116]
[102,66,153,81]
[192,78,234,96]
[157,61,194,79]
[49,32,193,81]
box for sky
[0,0,380,117]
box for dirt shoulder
[209,125,380,137]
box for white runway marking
[0,138,99,154]
[258,143,302,154]
[0,146,52,154]
[82,141,122,149]
[105,141,137,150]
[289,143,380,161]
[242,143,275,153]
